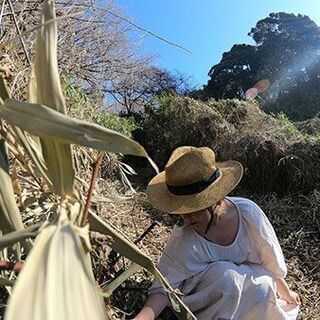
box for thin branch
[7,0,31,65]
[107,10,192,54]
[0,0,6,27]
[81,151,104,226]
[0,8,40,17]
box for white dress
[150,197,299,320]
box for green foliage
[275,112,301,139]
[64,82,139,138]
[94,113,139,138]
[200,12,320,121]
[137,95,290,168]
[135,94,235,167]
[64,82,97,121]
[136,94,320,196]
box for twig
[107,10,192,54]
[133,221,158,244]
[81,151,104,226]
[0,0,6,28]
[7,0,31,65]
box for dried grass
[256,192,320,320]
[294,116,320,136]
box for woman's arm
[275,277,301,305]
[133,293,169,320]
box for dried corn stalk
[28,0,75,196]
[4,204,106,320]
[0,98,155,160]
[0,139,32,251]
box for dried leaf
[5,207,107,320]
[0,76,52,188]
[0,99,158,172]
[102,263,141,297]
[12,127,52,188]
[29,0,75,196]
[0,140,32,253]
[0,224,40,251]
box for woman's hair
[207,197,226,225]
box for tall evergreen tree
[202,12,320,120]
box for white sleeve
[150,225,210,293]
[149,227,190,293]
[242,199,287,278]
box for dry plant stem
[81,151,104,227]
[133,222,159,245]
[0,260,24,273]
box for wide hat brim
[147,160,243,214]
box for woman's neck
[203,199,239,245]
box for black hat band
[166,169,221,196]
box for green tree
[201,12,320,120]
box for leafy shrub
[64,82,139,137]
[94,113,138,138]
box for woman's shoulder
[228,197,278,240]
[227,196,261,213]
[227,196,269,226]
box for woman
[134,146,301,320]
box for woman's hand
[133,293,169,320]
[281,290,302,305]
[275,277,301,305]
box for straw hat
[147,146,243,214]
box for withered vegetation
[0,2,319,319]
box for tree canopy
[200,12,320,120]
[0,0,190,114]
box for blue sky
[116,0,320,88]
